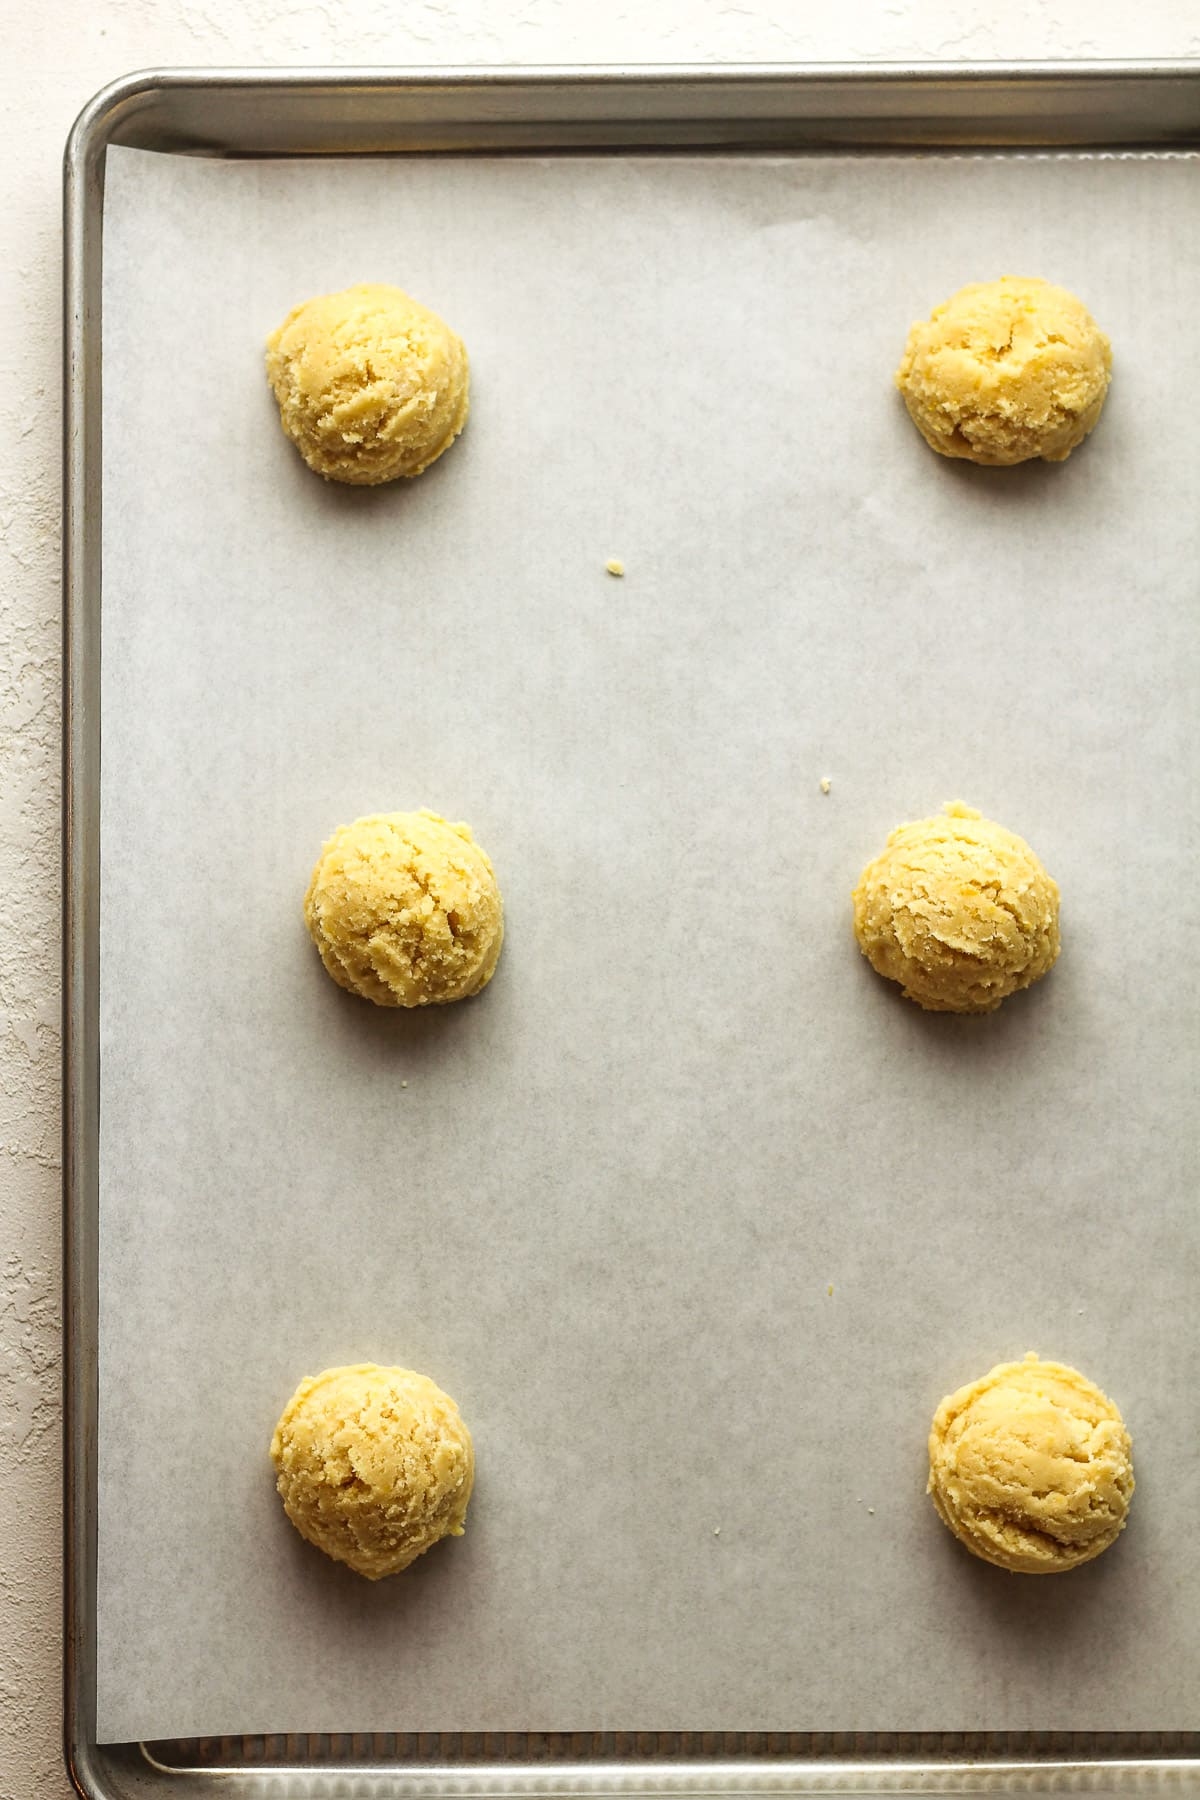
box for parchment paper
[97,143,1200,1744]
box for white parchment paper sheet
[97,144,1200,1742]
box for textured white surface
[2,3,1198,1794]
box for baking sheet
[97,142,1200,1745]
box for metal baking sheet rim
[62,61,1200,1800]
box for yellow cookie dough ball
[928,1353,1134,1574]
[895,277,1111,465]
[853,801,1059,1014]
[265,283,469,485]
[271,1364,474,1580]
[304,809,503,1007]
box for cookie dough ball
[895,277,1111,465]
[305,809,503,1007]
[271,1364,474,1580]
[853,801,1059,1014]
[928,1353,1134,1574]
[265,283,469,485]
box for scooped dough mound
[305,810,503,1007]
[928,1353,1133,1574]
[852,801,1059,1014]
[271,1364,474,1579]
[265,283,469,484]
[895,277,1111,465]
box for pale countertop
[3,3,1197,1795]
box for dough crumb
[820,777,832,795]
[265,283,469,485]
[270,1364,474,1580]
[713,1526,721,1537]
[928,1352,1133,1573]
[895,276,1111,466]
[853,801,1059,1013]
[605,558,625,577]
[827,1283,834,1297]
[305,809,503,1007]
